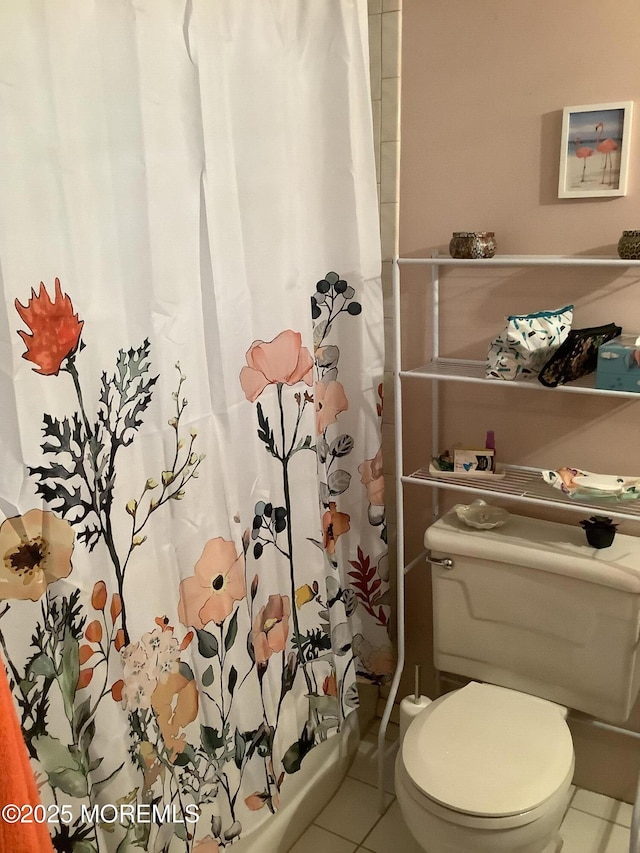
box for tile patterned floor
[289,720,635,853]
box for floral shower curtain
[0,2,390,851]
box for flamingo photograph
[573,135,594,183]
[558,101,633,198]
[595,121,618,185]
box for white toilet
[395,507,640,853]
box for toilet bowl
[395,682,574,853]
[398,507,640,851]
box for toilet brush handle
[414,665,421,704]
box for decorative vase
[617,230,640,260]
[449,231,497,259]
[585,527,616,549]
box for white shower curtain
[0,2,390,851]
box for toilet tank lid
[425,508,640,594]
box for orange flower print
[322,502,350,555]
[85,620,103,643]
[322,672,338,697]
[151,670,199,761]
[77,668,94,690]
[111,680,124,702]
[91,580,107,611]
[314,379,348,434]
[0,509,74,601]
[240,330,313,402]
[251,594,290,665]
[15,279,84,376]
[79,645,95,665]
[178,538,246,629]
[245,792,269,811]
[110,593,123,625]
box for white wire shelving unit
[404,465,640,522]
[378,254,640,853]
[404,357,640,399]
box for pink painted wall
[400,0,640,255]
[398,0,640,800]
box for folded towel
[0,656,55,853]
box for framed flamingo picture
[558,101,633,198]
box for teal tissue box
[596,335,640,392]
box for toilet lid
[402,682,574,817]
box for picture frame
[558,101,633,198]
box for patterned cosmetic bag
[486,304,574,380]
[537,322,622,387]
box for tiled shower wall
[368,0,401,584]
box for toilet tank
[425,508,640,723]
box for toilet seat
[395,756,573,833]
[402,682,574,819]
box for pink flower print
[240,330,313,402]
[121,672,156,711]
[315,380,348,434]
[251,594,291,665]
[141,626,179,659]
[193,839,220,853]
[156,650,180,683]
[121,643,149,679]
[352,634,394,681]
[141,627,181,683]
[359,445,385,507]
[178,538,246,630]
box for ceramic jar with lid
[617,230,640,260]
[449,231,497,259]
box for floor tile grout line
[319,772,632,851]
[309,824,358,846]
[342,806,633,853]
[356,795,397,850]
[311,793,396,849]
[345,768,396,796]
[302,823,365,848]
[568,805,632,828]
[566,785,633,827]
[563,786,578,820]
